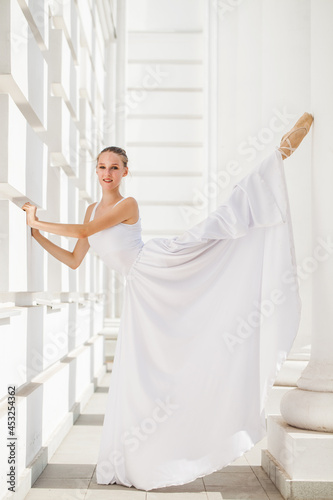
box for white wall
[125,0,205,239]
[0,0,117,496]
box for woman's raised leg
[278,112,314,159]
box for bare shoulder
[124,196,138,207]
[122,196,139,223]
[124,196,139,213]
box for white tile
[150,478,206,493]
[82,394,108,414]
[25,487,86,499]
[203,471,253,487]
[148,493,207,500]
[205,494,223,500]
[204,471,268,499]
[85,489,146,499]
[244,437,267,466]
[49,452,98,465]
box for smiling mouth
[103,179,113,182]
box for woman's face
[96,151,128,190]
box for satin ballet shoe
[278,112,314,159]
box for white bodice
[88,197,144,276]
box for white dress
[88,149,301,491]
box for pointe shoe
[278,112,314,159]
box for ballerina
[22,113,313,254]
[22,112,313,491]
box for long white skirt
[96,149,301,490]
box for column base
[262,450,333,500]
[281,388,333,432]
[261,415,333,499]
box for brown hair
[96,146,129,169]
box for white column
[114,0,127,317]
[103,14,117,322]
[280,0,333,433]
[203,0,219,214]
[262,2,333,498]
[115,0,127,149]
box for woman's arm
[29,204,95,269]
[22,197,138,238]
[31,229,90,269]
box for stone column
[204,0,219,214]
[114,0,127,318]
[262,2,333,498]
[280,0,333,433]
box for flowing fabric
[88,149,301,491]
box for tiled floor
[24,373,283,500]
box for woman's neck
[99,191,124,207]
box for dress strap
[113,196,127,208]
[91,197,127,221]
[90,201,100,221]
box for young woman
[22,112,313,491]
